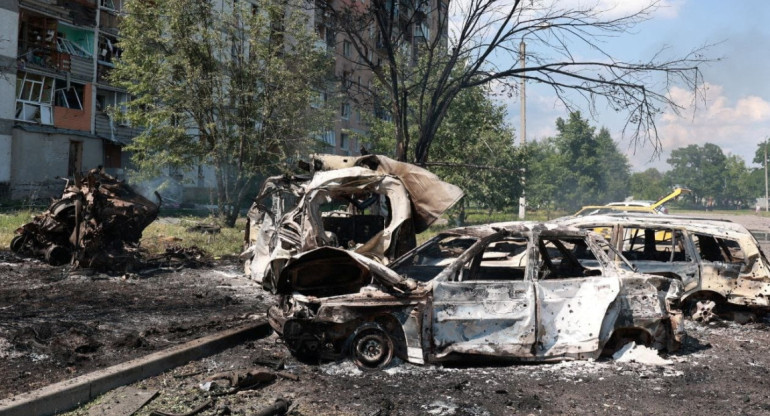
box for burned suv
[268,223,684,369]
[557,214,770,313]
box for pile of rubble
[9,168,160,271]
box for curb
[0,319,272,416]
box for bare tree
[318,0,709,164]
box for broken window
[57,23,94,58]
[54,80,84,110]
[391,235,478,282]
[537,236,602,279]
[15,72,54,125]
[470,236,528,281]
[620,228,687,263]
[96,89,131,125]
[100,0,121,12]
[693,234,746,265]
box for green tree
[114,0,332,226]
[629,168,668,201]
[550,112,630,211]
[525,138,568,217]
[426,86,520,224]
[665,143,728,207]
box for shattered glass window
[537,237,603,279]
[391,235,478,282]
[693,234,746,265]
[620,228,687,263]
[470,237,528,281]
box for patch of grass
[0,210,35,249]
[141,217,247,258]
[0,210,247,258]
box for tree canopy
[115,0,333,225]
[321,0,708,164]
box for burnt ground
[2,213,770,415]
[0,253,267,400]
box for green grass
[0,210,35,249]
[141,216,247,258]
[0,210,246,258]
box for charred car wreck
[557,214,770,315]
[266,222,684,369]
[241,154,464,287]
[10,168,160,270]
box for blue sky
[498,0,770,172]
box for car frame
[267,222,684,369]
[556,213,770,311]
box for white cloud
[652,82,770,169]
[554,0,685,19]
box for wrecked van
[241,154,464,289]
[557,214,770,313]
[268,222,684,369]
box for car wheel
[10,235,25,253]
[350,325,394,370]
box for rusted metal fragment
[10,168,159,271]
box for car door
[430,236,537,359]
[534,235,620,357]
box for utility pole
[518,40,526,220]
[765,138,768,212]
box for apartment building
[0,0,137,200]
[0,0,446,201]
[311,0,447,156]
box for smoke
[131,176,184,208]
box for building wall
[0,1,19,197]
[10,129,103,199]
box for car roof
[441,221,591,239]
[555,213,752,237]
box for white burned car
[557,214,770,313]
[267,223,685,369]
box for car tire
[10,235,25,253]
[350,325,395,370]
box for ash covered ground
[1,213,770,415]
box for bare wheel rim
[352,329,394,369]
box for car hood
[274,246,418,297]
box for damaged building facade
[0,0,139,200]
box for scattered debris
[253,398,291,416]
[185,223,221,234]
[87,386,158,416]
[150,399,213,416]
[612,342,673,366]
[200,368,278,395]
[9,168,159,271]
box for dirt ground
[2,212,770,415]
[0,253,267,400]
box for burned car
[556,214,770,314]
[10,168,160,270]
[268,222,684,369]
[241,154,464,288]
